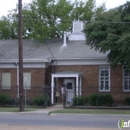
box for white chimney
[63,32,67,46]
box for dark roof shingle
[0,39,108,60]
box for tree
[22,0,99,40]
[0,16,17,39]
[2,0,104,40]
[84,2,130,69]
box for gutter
[0,59,50,63]
[47,57,108,61]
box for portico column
[51,75,54,104]
[76,75,79,96]
[79,76,82,95]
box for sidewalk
[19,106,64,115]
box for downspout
[51,60,56,104]
[52,60,55,74]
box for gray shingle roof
[0,39,108,60]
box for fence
[0,86,130,108]
[43,86,130,108]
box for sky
[0,0,128,17]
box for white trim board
[55,59,109,65]
[0,63,47,68]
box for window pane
[99,66,110,91]
[2,73,11,89]
[105,81,109,90]
[104,70,109,76]
[123,67,130,91]
[129,72,130,76]
[101,71,104,76]
[100,81,104,90]
[105,77,109,80]
[101,77,104,80]
[100,67,109,77]
[129,80,130,90]
[124,80,128,90]
[124,70,129,76]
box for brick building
[0,21,129,104]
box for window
[99,66,110,92]
[2,73,11,89]
[23,72,31,89]
[123,67,130,92]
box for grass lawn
[51,108,130,114]
[0,107,40,112]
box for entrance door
[64,79,74,102]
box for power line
[4,14,130,24]
[44,39,58,66]
[21,17,130,24]
[90,21,130,24]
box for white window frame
[123,66,130,92]
[2,72,11,89]
[99,66,110,92]
[23,72,31,90]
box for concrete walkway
[20,106,64,115]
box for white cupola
[68,21,86,41]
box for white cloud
[96,0,127,9]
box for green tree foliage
[0,0,105,40]
[84,2,130,69]
[0,16,17,39]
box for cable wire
[44,38,58,65]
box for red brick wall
[0,68,46,101]
[0,65,129,104]
[23,68,46,100]
[55,65,130,103]
[23,68,45,87]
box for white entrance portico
[51,71,82,104]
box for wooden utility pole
[18,0,24,112]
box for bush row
[73,94,130,106]
[0,93,130,106]
[72,95,87,106]
[88,94,113,106]
[72,94,113,106]
[33,94,51,106]
[0,94,51,106]
[0,94,11,105]
[124,97,130,105]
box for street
[0,113,129,130]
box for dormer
[68,21,86,41]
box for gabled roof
[0,39,108,61]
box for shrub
[0,94,11,106]
[72,95,87,106]
[15,98,19,105]
[124,97,130,105]
[89,94,113,106]
[33,94,51,106]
